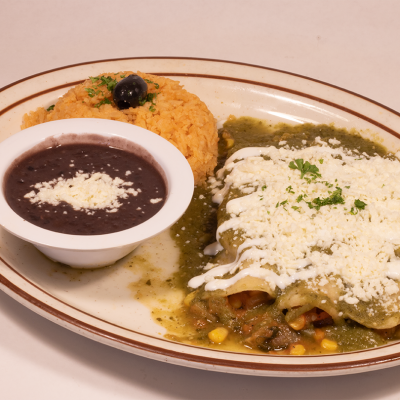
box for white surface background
[1,1,400,399]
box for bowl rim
[0,118,194,250]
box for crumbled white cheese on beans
[24,172,138,213]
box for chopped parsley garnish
[89,76,100,83]
[84,88,101,98]
[46,105,55,111]
[276,200,288,209]
[345,186,350,189]
[291,206,301,212]
[120,74,126,78]
[319,159,324,164]
[296,194,307,203]
[261,185,267,191]
[139,92,158,107]
[305,187,345,210]
[317,181,334,188]
[144,79,160,89]
[286,185,295,194]
[85,88,95,97]
[97,76,118,92]
[349,199,367,214]
[289,159,321,179]
[149,105,156,112]
[355,199,367,209]
[94,98,112,108]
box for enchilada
[176,117,400,354]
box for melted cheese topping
[24,172,138,212]
[189,138,400,308]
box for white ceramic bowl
[0,118,194,268]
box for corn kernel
[290,344,306,355]
[288,314,306,330]
[321,338,338,351]
[314,328,325,342]
[208,327,229,344]
[225,138,235,148]
[184,291,197,307]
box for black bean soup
[4,142,167,235]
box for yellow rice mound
[22,71,218,184]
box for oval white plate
[1,57,400,377]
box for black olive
[113,75,148,110]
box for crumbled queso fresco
[24,171,140,213]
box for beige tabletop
[1,1,400,399]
